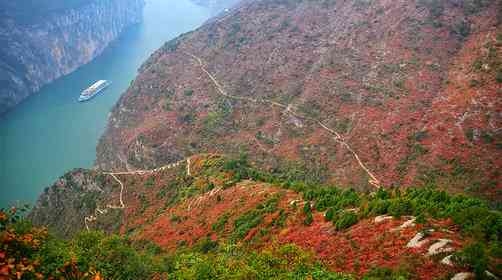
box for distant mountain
[96,0,501,201]
[0,0,144,115]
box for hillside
[96,0,501,201]
[21,154,502,279]
[6,0,502,279]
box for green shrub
[453,20,471,39]
[453,243,489,279]
[162,101,171,111]
[233,210,263,240]
[271,209,287,227]
[368,199,391,215]
[223,153,251,181]
[232,196,279,240]
[462,0,493,15]
[304,212,314,226]
[375,188,390,199]
[170,214,183,224]
[496,69,502,83]
[304,201,312,214]
[416,213,426,224]
[417,0,444,19]
[195,261,216,279]
[452,206,502,241]
[388,199,413,218]
[362,266,411,280]
[170,243,353,279]
[298,100,322,119]
[325,207,335,221]
[196,237,219,254]
[304,187,360,212]
[164,38,180,52]
[138,193,149,213]
[304,202,314,225]
[36,237,74,277]
[334,211,358,230]
[144,176,155,188]
[469,79,481,87]
[212,213,230,232]
[178,111,197,124]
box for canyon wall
[0,0,145,115]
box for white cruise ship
[78,80,111,102]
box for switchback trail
[184,52,381,189]
[84,50,382,229]
[84,158,190,230]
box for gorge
[0,0,144,115]
[0,0,212,208]
[1,0,501,279]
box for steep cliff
[0,0,144,115]
[28,168,123,238]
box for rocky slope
[29,154,502,279]
[0,0,144,115]
[96,0,502,201]
[27,168,123,238]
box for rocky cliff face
[0,0,144,115]
[96,0,501,200]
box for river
[0,0,211,208]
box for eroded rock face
[0,0,144,115]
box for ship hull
[78,81,111,102]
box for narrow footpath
[184,52,381,189]
[84,51,383,229]
[84,158,190,230]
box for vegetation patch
[211,212,230,232]
[1,207,357,279]
[232,194,280,241]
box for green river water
[0,0,211,208]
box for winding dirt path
[84,51,382,230]
[84,159,189,230]
[184,52,381,189]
